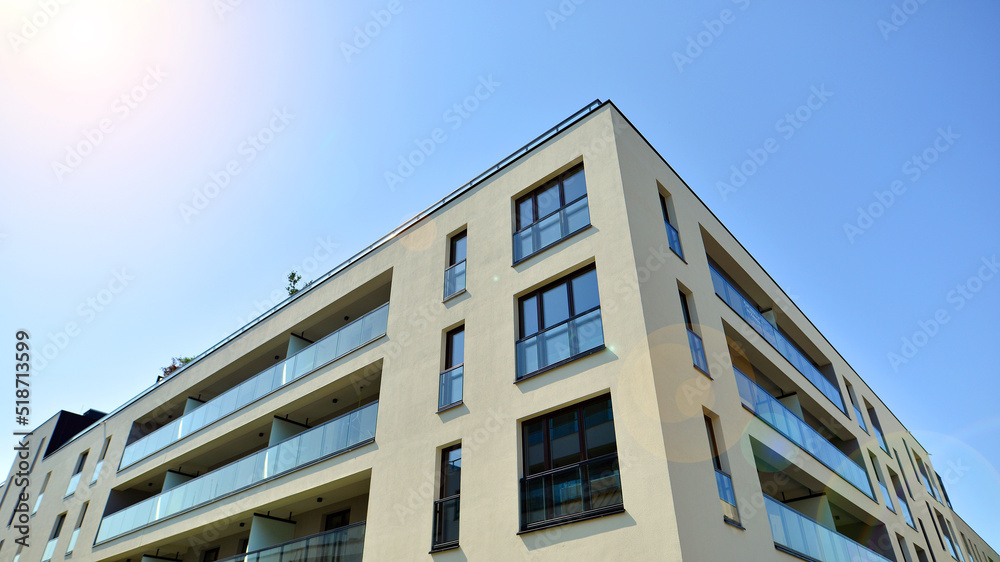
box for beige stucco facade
[1,102,995,562]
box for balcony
[120,304,388,469]
[444,260,466,300]
[438,365,463,411]
[665,221,683,259]
[217,523,365,562]
[710,266,845,413]
[516,308,603,379]
[520,452,623,531]
[764,495,891,562]
[687,329,709,374]
[735,368,874,499]
[715,469,739,523]
[513,197,590,263]
[96,402,378,543]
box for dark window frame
[431,444,461,552]
[513,165,590,263]
[449,231,467,267]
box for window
[91,437,112,485]
[324,509,351,531]
[936,472,954,509]
[439,326,465,410]
[890,469,916,528]
[513,165,590,262]
[66,502,88,554]
[41,512,65,562]
[705,415,739,524]
[520,394,623,531]
[895,449,916,500]
[659,192,683,258]
[432,444,461,551]
[32,471,51,514]
[516,265,604,379]
[914,453,940,501]
[845,380,868,433]
[65,451,88,497]
[444,230,467,299]
[201,547,220,562]
[897,534,914,562]
[870,453,896,514]
[866,402,890,455]
[680,290,708,374]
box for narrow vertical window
[66,502,88,554]
[660,191,683,258]
[866,401,890,455]
[516,265,604,379]
[439,326,465,410]
[32,471,51,515]
[890,468,916,528]
[680,290,708,374]
[513,165,590,262]
[41,512,66,562]
[705,415,739,524]
[65,451,88,497]
[870,453,896,514]
[432,444,461,551]
[444,230,467,299]
[845,380,868,433]
[91,437,112,485]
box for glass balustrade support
[734,368,875,499]
[120,304,389,469]
[687,329,709,374]
[444,261,466,299]
[513,197,590,263]
[665,221,683,259]
[96,402,379,544]
[710,266,846,413]
[519,452,623,531]
[438,366,463,410]
[90,459,103,485]
[65,473,81,497]
[40,538,57,562]
[764,496,892,562]
[516,308,604,379]
[432,497,460,550]
[215,523,366,562]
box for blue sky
[1,0,998,548]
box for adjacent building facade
[1,100,996,562]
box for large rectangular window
[513,165,590,262]
[444,230,467,299]
[439,326,464,410]
[520,394,623,531]
[432,444,461,551]
[516,266,604,379]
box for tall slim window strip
[513,165,589,262]
[65,451,88,497]
[66,502,88,554]
[680,291,708,374]
[866,402,890,455]
[660,193,683,258]
[41,512,65,562]
[516,266,604,379]
[91,437,112,485]
[439,326,464,410]
[520,394,622,530]
[444,230,467,299]
[432,444,461,550]
[846,380,868,433]
[705,415,739,524]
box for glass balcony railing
[438,365,463,410]
[432,497,460,550]
[31,492,43,515]
[715,469,740,523]
[734,368,874,499]
[513,197,590,263]
[878,481,896,513]
[687,329,709,373]
[665,221,683,259]
[66,527,81,554]
[516,308,604,379]
[40,538,57,562]
[444,260,466,299]
[120,304,389,469]
[216,523,366,562]
[764,496,892,562]
[898,494,915,528]
[64,472,81,497]
[710,266,846,413]
[90,459,103,485]
[520,452,623,531]
[97,402,378,544]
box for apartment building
[1,100,996,562]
